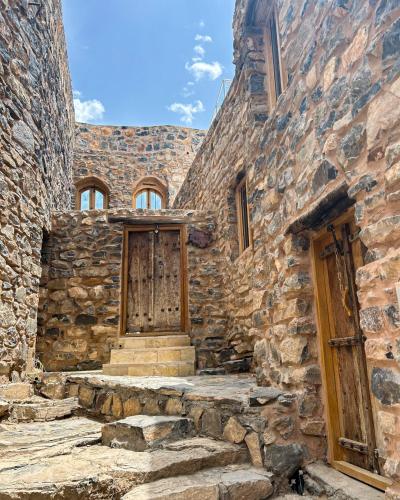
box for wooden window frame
[235,176,252,254]
[135,188,165,210]
[264,5,287,109]
[132,177,167,209]
[75,177,109,210]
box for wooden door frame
[120,224,189,337]
[310,208,392,491]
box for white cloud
[194,45,205,58]
[168,100,205,125]
[185,61,223,81]
[195,34,212,43]
[73,91,105,123]
[199,20,205,28]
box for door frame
[311,209,392,491]
[120,224,189,337]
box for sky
[62,0,236,130]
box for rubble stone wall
[0,0,74,380]
[37,208,219,371]
[73,124,206,208]
[175,0,400,482]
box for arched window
[132,177,167,210]
[75,177,109,210]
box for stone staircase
[103,334,196,376]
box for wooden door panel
[314,217,379,476]
[127,232,154,332]
[325,251,369,469]
[126,229,182,334]
[153,230,181,331]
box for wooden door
[126,228,182,334]
[313,214,383,486]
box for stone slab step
[103,361,195,377]
[8,396,79,422]
[122,464,274,499]
[119,335,191,349]
[102,415,195,451]
[0,383,33,400]
[0,417,102,469]
[0,437,248,499]
[110,346,196,364]
[305,463,385,499]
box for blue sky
[62,0,236,130]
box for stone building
[0,0,75,379]
[0,0,400,498]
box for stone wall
[37,208,219,371]
[0,0,74,380]
[73,124,206,208]
[175,0,400,483]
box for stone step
[103,360,195,377]
[110,345,196,364]
[8,396,79,423]
[0,437,248,498]
[122,464,274,499]
[118,334,191,349]
[0,383,33,401]
[304,463,385,499]
[102,415,195,451]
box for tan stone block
[245,432,263,467]
[178,362,195,376]
[123,398,142,417]
[49,290,67,302]
[79,386,95,407]
[0,383,33,400]
[385,162,400,191]
[280,337,308,365]
[367,91,400,149]
[323,57,337,91]
[165,398,183,415]
[128,364,154,376]
[300,419,325,436]
[143,399,161,415]
[68,287,88,299]
[179,347,196,362]
[111,394,123,418]
[342,26,369,69]
[68,384,79,397]
[305,64,317,89]
[223,417,247,444]
[378,411,399,436]
[101,393,113,415]
[154,364,180,377]
[189,406,204,431]
[263,430,276,445]
[157,349,182,362]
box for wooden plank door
[153,230,181,331]
[126,228,182,334]
[313,214,381,482]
